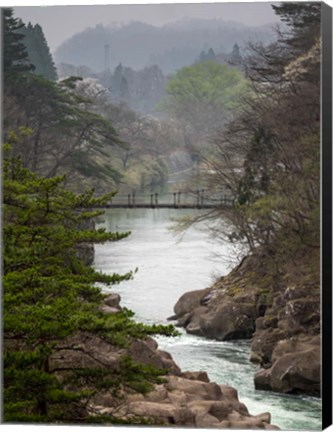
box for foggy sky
[14,2,279,53]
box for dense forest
[2,1,323,426]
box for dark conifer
[2,8,33,75]
[3,134,176,423]
[20,22,58,81]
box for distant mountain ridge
[54,18,276,74]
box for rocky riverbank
[170,253,320,396]
[50,292,279,428]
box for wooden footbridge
[103,190,233,209]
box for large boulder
[173,283,261,341]
[174,287,212,318]
[129,338,181,375]
[254,340,320,395]
[186,300,256,340]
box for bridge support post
[173,192,177,208]
[178,191,181,205]
[128,194,131,207]
[150,194,154,208]
[196,190,200,208]
[155,193,158,206]
[132,193,136,207]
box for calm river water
[93,208,321,431]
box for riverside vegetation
[171,2,321,397]
[3,2,321,427]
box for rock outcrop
[102,376,279,429]
[171,254,320,396]
[88,349,279,428]
[49,293,279,428]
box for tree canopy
[161,61,246,136]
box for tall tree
[272,2,321,52]
[20,22,58,81]
[4,72,124,192]
[3,10,124,192]
[2,8,33,76]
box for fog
[14,2,278,53]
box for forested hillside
[54,19,275,74]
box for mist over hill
[54,18,276,74]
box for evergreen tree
[206,48,216,61]
[272,2,321,52]
[231,43,241,61]
[3,134,176,423]
[20,22,58,81]
[2,8,33,76]
[4,71,124,190]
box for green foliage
[2,8,33,76]
[3,142,177,423]
[160,61,247,133]
[272,2,321,52]
[19,22,58,81]
[124,155,168,192]
[3,9,125,191]
[4,70,123,189]
[158,60,247,165]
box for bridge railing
[103,190,234,209]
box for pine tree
[20,22,58,81]
[272,2,321,52]
[3,134,176,423]
[2,8,33,76]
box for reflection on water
[93,208,322,431]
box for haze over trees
[3,8,124,192]
[200,2,320,269]
[54,19,275,74]
[2,2,323,424]
[159,61,247,162]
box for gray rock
[104,293,121,309]
[174,287,211,318]
[99,305,120,314]
[180,371,210,383]
[129,339,181,375]
[254,344,320,395]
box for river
[93,208,321,430]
